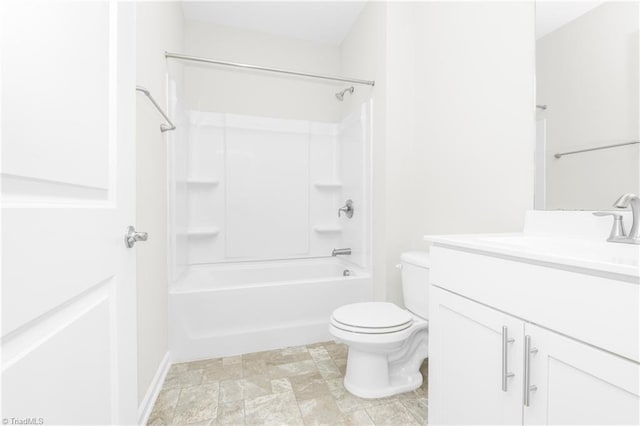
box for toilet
[329,251,430,399]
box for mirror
[535,1,639,210]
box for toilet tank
[400,251,430,319]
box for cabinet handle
[523,335,538,407]
[501,326,515,392]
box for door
[429,286,524,425]
[524,323,640,425]
[1,2,137,424]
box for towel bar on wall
[136,85,176,132]
[554,141,639,159]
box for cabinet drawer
[430,245,639,362]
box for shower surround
[168,91,372,360]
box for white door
[428,287,524,425]
[1,2,137,424]
[523,323,640,425]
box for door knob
[125,226,148,248]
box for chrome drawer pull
[501,326,515,392]
[523,335,538,406]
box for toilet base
[341,341,427,399]
[344,371,423,399]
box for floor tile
[202,363,243,383]
[219,375,272,402]
[343,409,375,426]
[243,359,268,376]
[222,355,242,366]
[288,372,331,400]
[148,388,181,425]
[183,358,224,371]
[271,378,293,394]
[265,351,313,366]
[297,395,345,425]
[268,359,317,379]
[281,345,308,356]
[152,342,429,426]
[217,400,245,425]
[401,398,428,424]
[326,378,375,413]
[163,369,204,390]
[244,391,304,426]
[172,383,219,425]
[315,359,342,380]
[308,346,332,362]
[323,342,348,360]
[365,401,421,426]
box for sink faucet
[613,193,640,244]
[594,193,640,245]
[332,248,352,256]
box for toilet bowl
[329,251,430,399]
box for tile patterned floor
[148,341,428,425]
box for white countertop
[424,232,640,280]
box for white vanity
[426,211,639,425]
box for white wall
[537,1,639,210]
[341,1,535,305]
[183,20,342,122]
[135,0,183,407]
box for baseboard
[137,351,171,426]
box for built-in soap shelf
[314,182,343,189]
[186,178,220,186]
[313,226,342,233]
[180,227,220,237]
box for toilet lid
[332,302,413,332]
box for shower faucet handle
[338,199,354,218]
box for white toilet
[329,251,430,399]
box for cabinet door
[429,286,524,425]
[524,323,639,425]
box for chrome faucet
[613,193,640,244]
[594,193,640,245]
[332,248,352,256]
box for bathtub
[169,257,372,361]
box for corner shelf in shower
[186,178,220,186]
[181,227,221,237]
[313,182,343,189]
[313,226,342,233]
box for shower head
[335,86,355,101]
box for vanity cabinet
[428,287,523,425]
[430,286,640,425]
[524,322,639,425]
[428,243,640,425]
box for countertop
[424,233,640,280]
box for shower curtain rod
[165,52,376,87]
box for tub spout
[332,248,351,256]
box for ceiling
[536,1,603,39]
[181,1,367,46]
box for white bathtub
[169,258,372,361]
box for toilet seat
[331,302,413,334]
